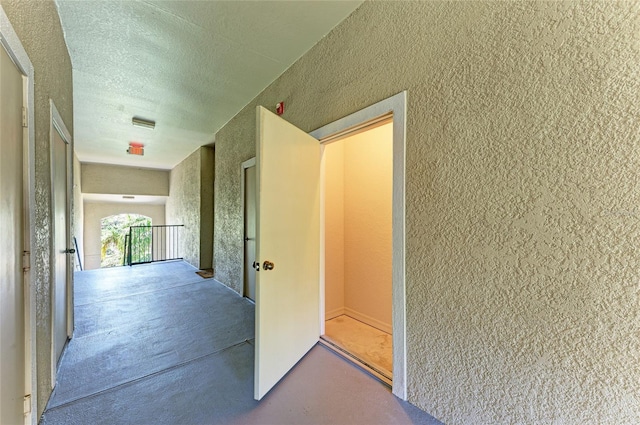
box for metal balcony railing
[123,224,184,266]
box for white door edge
[310,91,408,401]
[1,6,37,424]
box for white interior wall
[325,123,393,333]
[83,202,165,270]
[324,142,345,319]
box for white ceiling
[55,0,363,170]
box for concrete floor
[41,261,441,425]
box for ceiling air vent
[127,142,144,156]
[132,116,155,129]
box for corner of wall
[199,146,215,269]
[166,148,203,269]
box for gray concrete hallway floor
[41,261,441,425]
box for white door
[52,127,69,367]
[243,161,257,301]
[254,106,321,400]
[0,43,26,425]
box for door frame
[310,91,407,400]
[241,156,256,301]
[49,100,73,384]
[0,6,37,424]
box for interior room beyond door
[321,121,393,384]
[253,92,407,400]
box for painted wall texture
[344,124,392,332]
[83,202,166,270]
[166,146,214,269]
[81,163,169,196]
[324,142,345,319]
[0,0,73,417]
[213,2,640,423]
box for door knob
[253,261,260,271]
[262,261,274,271]
[64,248,75,254]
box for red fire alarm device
[127,141,144,156]
[276,102,284,115]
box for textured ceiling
[55,0,363,169]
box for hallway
[41,261,439,425]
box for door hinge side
[22,106,28,128]
[23,394,31,415]
[23,251,30,272]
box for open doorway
[252,91,406,400]
[311,91,406,398]
[100,213,151,267]
[320,120,393,384]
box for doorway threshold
[319,336,392,387]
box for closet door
[254,106,320,400]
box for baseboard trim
[325,307,345,320]
[344,308,392,334]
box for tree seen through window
[100,214,151,268]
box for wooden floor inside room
[321,315,392,383]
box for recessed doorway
[251,92,406,400]
[50,100,73,383]
[311,91,407,398]
[320,120,393,384]
[242,157,257,302]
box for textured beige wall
[166,147,215,269]
[167,149,200,267]
[73,153,84,269]
[324,143,345,318]
[83,202,166,270]
[81,163,169,196]
[0,0,73,417]
[213,2,640,423]
[343,124,392,331]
